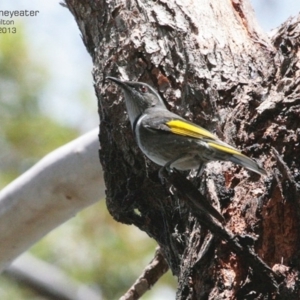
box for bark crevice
[65,0,300,298]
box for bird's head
[107,76,166,128]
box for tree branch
[4,252,102,300]
[120,247,169,300]
[0,128,104,272]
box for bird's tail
[207,140,267,176]
[229,153,267,176]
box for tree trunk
[65,0,300,298]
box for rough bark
[65,0,300,298]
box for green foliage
[30,201,176,299]
[0,25,45,118]
[0,276,44,300]
[0,27,78,186]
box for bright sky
[0,0,300,132]
[1,0,96,132]
[252,0,300,31]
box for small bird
[106,77,266,176]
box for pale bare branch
[5,252,102,300]
[0,128,104,272]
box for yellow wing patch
[167,119,243,156]
[207,141,242,156]
[166,119,217,139]
[166,120,244,156]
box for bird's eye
[140,85,148,93]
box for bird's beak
[106,76,122,84]
[106,76,128,88]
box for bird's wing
[142,115,266,175]
[166,119,242,155]
[143,116,216,139]
[166,119,266,175]
[166,119,216,139]
[141,111,242,155]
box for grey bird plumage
[106,76,267,176]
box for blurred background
[0,0,299,299]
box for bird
[106,76,267,176]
